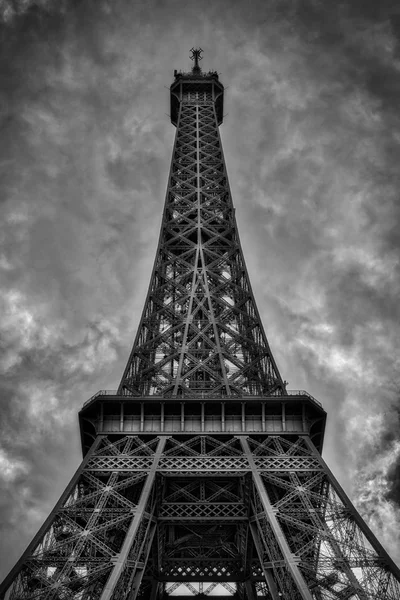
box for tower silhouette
[1,49,400,600]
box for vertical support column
[196,102,231,397]
[173,103,202,396]
[120,402,124,432]
[261,402,266,432]
[241,402,246,432]
[201,402,205,432]
[221,402,225,432]
[100,402,104,432]
[239,437,313,600]
[140,402,144,432]
[281,402,286,432]
[302,403,306,432]
[100,436,168,600]
[160,402,164,433]
[180,402,185,432]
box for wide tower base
[2,394,399,600]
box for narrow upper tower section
[171,48,224,126]
[118,50,285,398]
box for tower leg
[0,435,104,599]
[249,522,280,600]
[127,522,157,600]
[99,436,167,600]
[240,437,313,600]
[241,434,400,599]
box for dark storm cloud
[1,0,400,579]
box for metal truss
[2,55,400,600]
[3,434,399,600]
[118,83,285,397]
[0,437,163,600]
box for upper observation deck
[170,48,224,126]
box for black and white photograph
[0,1,399,598]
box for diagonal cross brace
[99,436,168,600]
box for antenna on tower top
[190,47,203,74]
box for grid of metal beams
[118,87,285,398]
[3,434,399,599]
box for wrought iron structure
[2,49,400,600]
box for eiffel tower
[1,49,400,600]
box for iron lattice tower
[2,50,400,600]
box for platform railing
[83,389,322,408]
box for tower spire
[190,46,203,74]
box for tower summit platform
[170,48,224,125]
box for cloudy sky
[1,0,400,580]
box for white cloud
[0,448,30,483]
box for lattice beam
[118,78,285,398]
